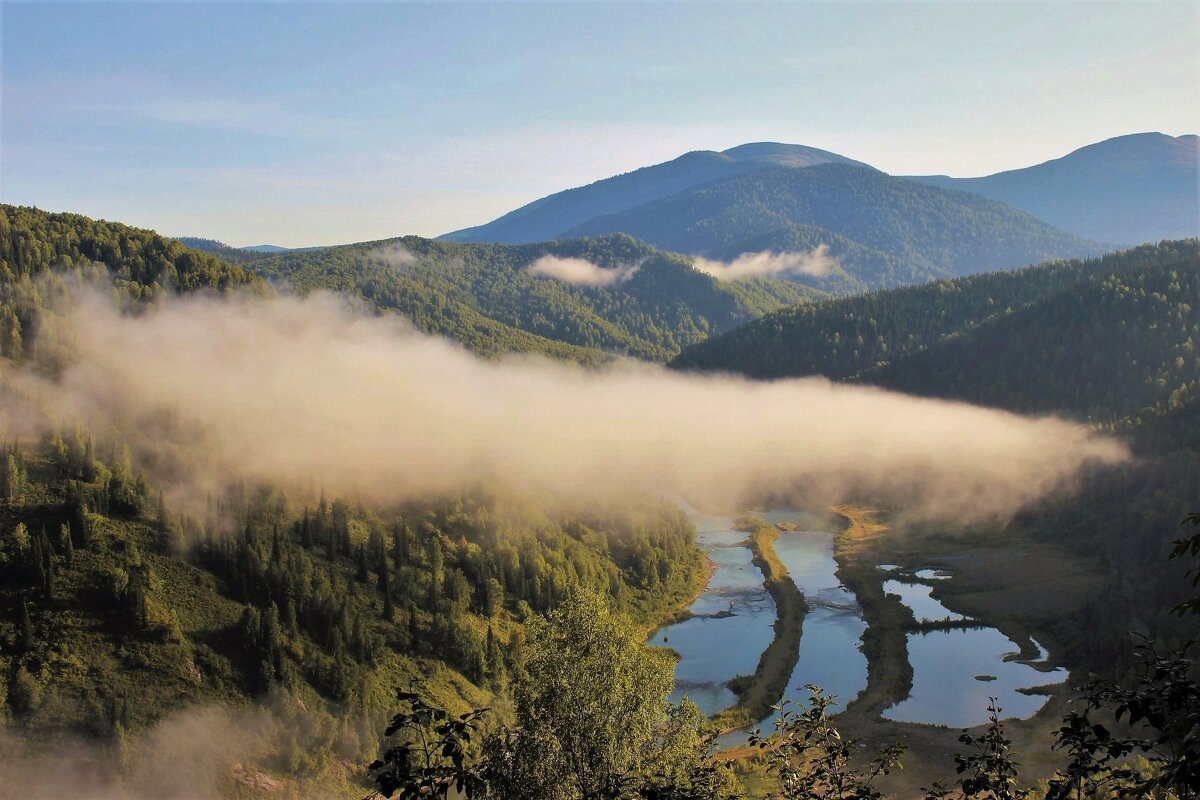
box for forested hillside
[0,204,720,794]
[0,217,709,791]
[0,207,253,293]
[0,207,257,365]
[0,432,704,791]
[565,164,1104,290]
[6,207,815,364]
[674,240,1198,420]
[243,233,816,362]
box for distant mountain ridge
[440,142,871,245]
[908,132,1199,244]
[440,133,1195,288]
[438,141,1121,291]
[562,163,1101,288]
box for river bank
[831,506,914,721]
[639,551,720,639]
[709,522,809,731]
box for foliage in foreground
[368,589,740,800]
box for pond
[883,627,1066,727]
[882,579,966,623]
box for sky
[2,1,1198,247]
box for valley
[648,505,1075,757]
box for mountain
[909,132,1199,245]
[243,244,293,253]
[564,164,1104,289]
[242,233,818,362]
[439,142,873,245]
[441,144,1108,292]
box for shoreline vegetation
[709,519,809,732]
[829,505,916,722]
[641,552,719,640]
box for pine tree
[356,544,369,584]
[43,537,56,601]
[20,598,34,651]
[60,523,73,568]
[381,567,395,622]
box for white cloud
[527,255,640,288]
[692,246,839,281]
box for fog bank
[0,288,1127,520]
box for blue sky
[2,1,1198,246]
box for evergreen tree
[20,597,34,651]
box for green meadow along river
[646,504,1067,741]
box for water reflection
[883,628,1066,727]
[651,503,1066,734]
[882,579,966,623]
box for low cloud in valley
[692,246,838,281]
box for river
[648,505,1068,735]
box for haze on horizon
[2,1,1197,247]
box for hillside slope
[244,233,817,362]
[1,206,254,293]
[673,240,1198,421]
[0,436,702,794]
[910,132,1199,244]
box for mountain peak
[720,142,875,170]
[440,142,871,244]
[908,131,1198,244]
[1054,131,1199,166]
